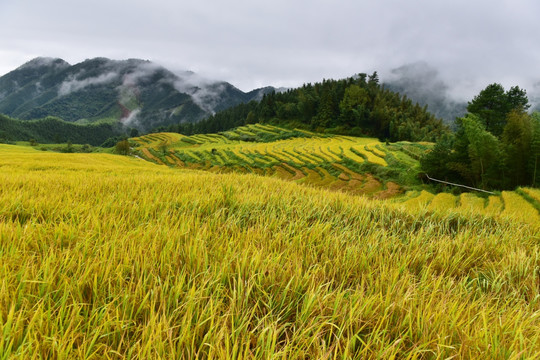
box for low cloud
[121,61,161,87]
[120,108,141,128]
[384,62,467,123]
[58,71,118,96]
[386,62,448,97]
[528,83,540,111]
[172,72,227,114]
[35,81,43,93]
[116,61,166,106]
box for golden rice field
[396,189,540,225]
[133,127,540,224]
[131,125,425,198]
[0,143,539,359]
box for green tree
[501,110,532,187]
[63,141,74,153]
[245,111,256,124]
[297,89,316,122]
[467,83,529,137]
[315,91,337,128]
[338,85,371,130]
[115,139,130,155]
[529,113,540,186]
[506,86,530,112]
[367,71,379,87]
[461,114,502,188]
[420,133,456,181]
[467,83,508,136]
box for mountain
[383,62,467,126]
[163,74,449,143]
[0,57,276,131]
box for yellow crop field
[428,192,457,212]
[1,144,540,358]
[501,191,540,223]
[395,188,540,226]
[523,188,540,202]
[131,128,430,198]
[129,129,540,225]
[457,192,487,214]
[1,144,539,358]
[484,195,504,215]
[399,190,435,210]
[350,145,388,166]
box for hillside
[0,61,451,145]
[0,57,275,131]
[0,113,119,146]
[132,125,418,198]
[0,143,538,358]
[132,127,540,225]
[164,73,449,143]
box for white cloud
[120,108,141,127]
[171,72,227,114]
[58,72,118,96]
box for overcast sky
[1,0,539,99]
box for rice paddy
[133,127,540,224]
[1,139,539,358]
[131,125,423,198]
[397,189,540,225]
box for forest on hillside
[421,83,540,190]
[0,114,120,146]
[160,77,540,192]
[157,73,449,142]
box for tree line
[421,83,540,190]
[0,114,120,146]
[156,73,448,142]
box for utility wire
[424,174,495,195]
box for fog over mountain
[3,56,540,134]
[382,61,540,125]
[2,0,540,99]
[0,57,276,131]
[383,62,468,125]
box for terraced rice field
[397,189,540,225]
[132,125,422,198]
[132,126,540,224]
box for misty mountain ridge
[5,58,532,134]
[0,57,277,131]
[382,61,540,124]
[383,62,467,125]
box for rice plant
[0,145,540,359]
[0,144,539,359]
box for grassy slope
[0,144,539,358]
